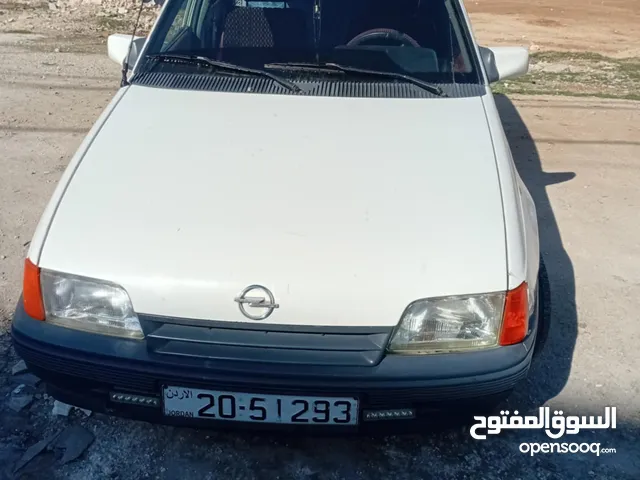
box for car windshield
[140,0,481,85]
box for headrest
[221,6,312,49]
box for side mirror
[479,46,529,83]
[107,33,147,70]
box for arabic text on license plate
[163,387,359,425]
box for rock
[12,373,42,387]
[52,400,73,416]
[118,7,128,14]
[13,426,93,473]
[14,434,57,474]
[48,2,57,10]
[51,399,92,417]
[54,48,60,53]
[9,394,34,412]
[13,384,26,395]
[53,425,95,464]
[1,255,6,260]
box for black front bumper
[11,301,536,433]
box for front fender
[481,93,540,299]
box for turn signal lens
[499,282,528,346]
[23,258,45,320]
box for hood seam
[36,85,132,265]
[480,93,510,292]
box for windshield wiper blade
[146,54,302,93]
[265,62,447,97]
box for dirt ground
[1,1,640,479]
[467,0,640,58]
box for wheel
[533,257,551,357]
[346,29,421,48]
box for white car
[12,0,549,431]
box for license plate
[163,386,359,425]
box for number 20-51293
[163,388,358,425]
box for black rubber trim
[12,301,535,378]
[44,381,510,435]
[11,299,535,406]
[15,331,530,405]
[533,257,551,357]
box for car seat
[219,5,313,64]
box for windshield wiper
[146,54,302,93]
[264,62,447,97]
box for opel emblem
[234,285,279,320]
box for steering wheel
[347,28,421,48]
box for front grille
[141,319,392,367]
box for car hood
[40,85,507,327]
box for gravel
[11,359,28,375]
[9,393,34,412]
[52,401,74,417]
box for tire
[533,257,551,357]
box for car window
[142,0,481,85]
[162,1,190,49]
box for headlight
[387,292,506,354]
[40,270,143,339]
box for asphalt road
[0,32,639,480]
